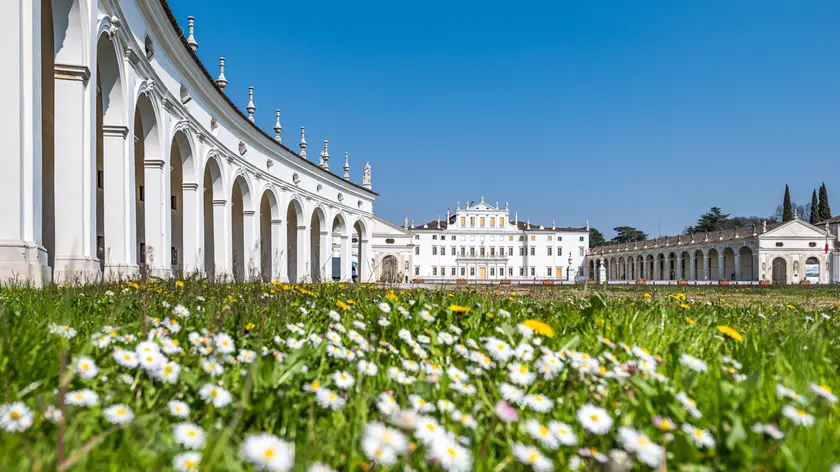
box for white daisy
[333,371,355,390]
[172,451,202,471]
[316,388,346,410]
[168,400,190,418]
[104,404,134,425]
[113,348,139,368]
[681,423,716,448]
[523,419,559,449]
[576,404,613,435]
[378,302,391,313]
[508,362,537,387]
[173,422,206,450]
[523,393,554,413]
[214,333,235,354]
[76,357,99,379]
[809,383,838,403]
[198,383,233,408]
[65,389,99,407]
[429,436,472,472]
[241,433,295,472]
[782,405,814,427]
[0,402,33,432]
[548,421,578,446]
[679,354,708,373]
[512,442,553,471]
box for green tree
[611,226,648,244]
[819,182,831,221]
[688,207,730,233]
[782,185,793,221]
[810,190,820,224]
[588,227,606,248]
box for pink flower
[495,400,518,423]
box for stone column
[143,159,171,277]
[101,125,137,279]
[271,218,283,281]
[320,230,333,282]
[653,255,660,280]
[52,64,100,282]
[689,254,696,280]
[717,251,725,281]
[296,224,308,282]
[180,183,200,275]
[340,235,352,282]
[676,254,683,280]
[212,199,229,280]
[734,251,741,281]
[753,252,760,281]
[242,209,256,279]
[703,254,710,281]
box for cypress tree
[782,185,793,222]
[818,182,831,221]
[810,190,820,224]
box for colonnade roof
[156,0,378,196]
[590,223,780,256]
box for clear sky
[168,0,840,238]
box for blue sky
[168,0,840,238]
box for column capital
[182,182,199,190]
[271,219,283,225]
[212,199,227,206]
[102,125,129,138]
[144,159,166,169]
[54,64,91,83]
[242,210,256,216]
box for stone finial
[215,57,228,91]
[456,201,460,210]
[410,218,415,229]
[762,220,767,233]
[515,210,518,225]
[319,140,330,170]
[480,196,485,204]
[586,220,590,231]
[362,162,372,190]
[794,207,799,219]
[496,201,499,210]
[526,219,530,229]
[186,16,199,52]
[505,201,509,210]
[752,224,757,237]
[343,152,350,181]
[404,217,408,228]
[447,208,451,221]
[273,109,283,142]
[552,220,556,230]
[246,87,256,122]
[299,127,307,159]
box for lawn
[0,281,837,471]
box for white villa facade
[3,0,377,285]
[401,199,589,283]
[586,219,840,285]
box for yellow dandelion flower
[643,293,652,299]
[449,305,470,314]
[523,319,555,338]
[336,300,350,311]
[385,292,398,301]
[717,325,743,342]
[786,304,796,309]
[245,323,256,331]
[595,319,605,327]
[684,316,696,326]
[680,303,690,310]
[175,280,184,288]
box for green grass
[0,281,837,471]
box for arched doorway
[170,131,195,277]
[202,157,223,279]
[134,93,164,273]
[805,257,820,283]
[231,175,252,281]
[331,215,348,281]
[353,220,368,282]
[286,199,304,283]
[738,247,754,281]
[382,255,398,283]
[310,208,327,282]
[667,253,676,280]
[693,250,704,280]
[772,258,787,284]
[708,248,720,281]
[723,248,736,281]
[259,190,279,281]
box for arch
[202,156,223,279]
[772,257,787,284]
[231,174,253,281]
[805,256,820,283]
[707,248,720,281]
[657,253,666,280]
[645,254,655,280]
[738,246,755,281]
[133,93,164,269]
[169,130,195,276]
[722,247,736,281]
[667,252,677,280]
[52,0,87,66]
[286,198,304,283]
[354,218,371,282]
[258,188,280,281]
[310,206,327,282]
[382,255,399,283]
[331,213,350,282]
